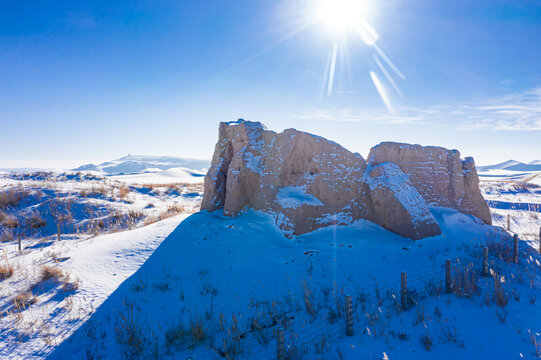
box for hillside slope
[74,155,210,175]
[49,208,541,359]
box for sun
[316,0,367,33]
[311,0,402,112]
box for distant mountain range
[74,155,211,175]
[478,160,541,172]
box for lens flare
[317,0,367,33]
[314,0,404,111]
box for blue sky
[1,0,540,168]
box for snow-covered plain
[74,155,210,175]
[0,159,539,360]
[478,160,541,248]
[0,164,205,359]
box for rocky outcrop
[367,142,492,225]
[202,119,491,239]
[366,163,441,240]
[202,120,375,237]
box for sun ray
[327,42,338,95]
[374,55,403,98]
[356,21,379,46]
[370,71,395,114]
[342,35,354,88]
[373,43,406,80]
[319,49,334,101]
[231,19,318,70]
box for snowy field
[0,164,205,359]
[0,161,539,359]
[478,162,541,249]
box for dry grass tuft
[0,264,14,280]
[451,262,479,298]
[40,265,64,282]
[493,274,509,308]
[143,205,188,226]
[189,315,206,343]
[26,211,46,229]
[0,187,29,209]
[419,334,432,351]
[0,228,14,242]
[12,291,37,310]
[118,185,130,200]
[0,215,19,228]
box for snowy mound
[478,160,541,172]
[48,208,541,360]
[477,159,541,184]
[110,166,206,184]
[74,155,210,175]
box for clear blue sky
[1,0,540,168]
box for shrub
[40,265,64,282]
[0,264,14,280]
[189,315,206,343]
[0,188,29,209]
[165,322,186,348]
[486,235,515,263]
[12,291,37,310]
[493,275,509,308]
[451,262,479,298]
[62,278,79,292]
[115,301,147,358]
[118,185,130,200]
[0,215,19,228]
[0,228,14,242]
[26,212,46,229]
[419,334,432,351]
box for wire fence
[179,230,540,360]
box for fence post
[482,247,488,277]
[445,259,451,294]
[345,294,353,336]
[400,272,407,310]
[277,327,285,360]
[507,214,511,231]
[539,227,541,254]
[513,234,518,264]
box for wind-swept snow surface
[0,215,186,359]
[48,208,541,360]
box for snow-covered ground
[0,170,203,243]
[0,215,186,359]
[74,154,210,175]
[0,165,205,359]
[0,160,539,359]
[109,167,206,185]
[46,208,540,360]
[478,161,541,248]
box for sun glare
[312,0,402,112]
[317,0,367,33]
